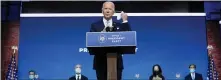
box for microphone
[105,27,110,32]
[105,26,112,32]
[104,23,117,32]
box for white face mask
[35,74,39,79]
[29,75,35,79]
[190,69,195,73]
[75,68,81,74]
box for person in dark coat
[149,64,165,80]
[69,64,88,80]
[89,1,131,80]
[185,64,203,80]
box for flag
[6,54,18,80]
[207,54,219,80]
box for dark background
[0,1,211,21]
[20,1,204,13]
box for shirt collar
[191,73,195,76]
[75,74,81,79]
[103,18,113,27]
[103,18,112,23]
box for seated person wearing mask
[149,64,165,80]
[69,64,88,80]
[29,70,38,80]
[185,64,203,80]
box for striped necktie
[106,20,110,27]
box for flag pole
[211,55,215,79]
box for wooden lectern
[86,31,136,80]
[107,53,117,80]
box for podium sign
[86,31,137,47]
[86,31,137,80]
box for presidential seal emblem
[99,34,106,43]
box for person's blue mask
[29,75,34,79]
[190,69,195,73]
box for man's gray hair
[102,1,115,12]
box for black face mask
[154,71,160,75]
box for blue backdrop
[19,16,208,79]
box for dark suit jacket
[90,19,131,70]
[185,73,203,80]
[69,74,88,80]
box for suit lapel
[113,21,116,27]
[194,73,198,80]
[98,19,105,32]
[81,75,85,80]
[113,21,121,31]
[98,19,119,32]
[188,74,193,80]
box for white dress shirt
[191,73,195,80]
[102,18,128,32]
[75,74,81,80]
[103,18,113,28]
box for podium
[86,31,137,80]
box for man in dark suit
[28,70,39,80]
[90,1,131,80]
[185,64,203,80]
[29,70,37,80]
[69,64,88,80]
